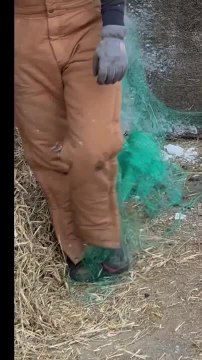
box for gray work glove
[93,25,128,85]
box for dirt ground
[15,137,202,360]
[78,211,202,360]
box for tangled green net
[81,14,202,279]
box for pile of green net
[81,13,201,280]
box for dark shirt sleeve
[101,0,125,26]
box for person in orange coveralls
[15,0,128,282]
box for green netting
[121,16,202,137]
[81,14,202,282]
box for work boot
[67,259,103,283]
[66,248,130,283]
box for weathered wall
[127,0,202,112]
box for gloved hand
[93,25,128,85]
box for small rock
[189,174,200,182]
[175,213,186,221]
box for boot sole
[102,262,130,275]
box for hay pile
[15,132,202,360]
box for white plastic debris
[183,147,198,162]
[163,144,198,163]
[175,212,186,221]
[164,144,184,157]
